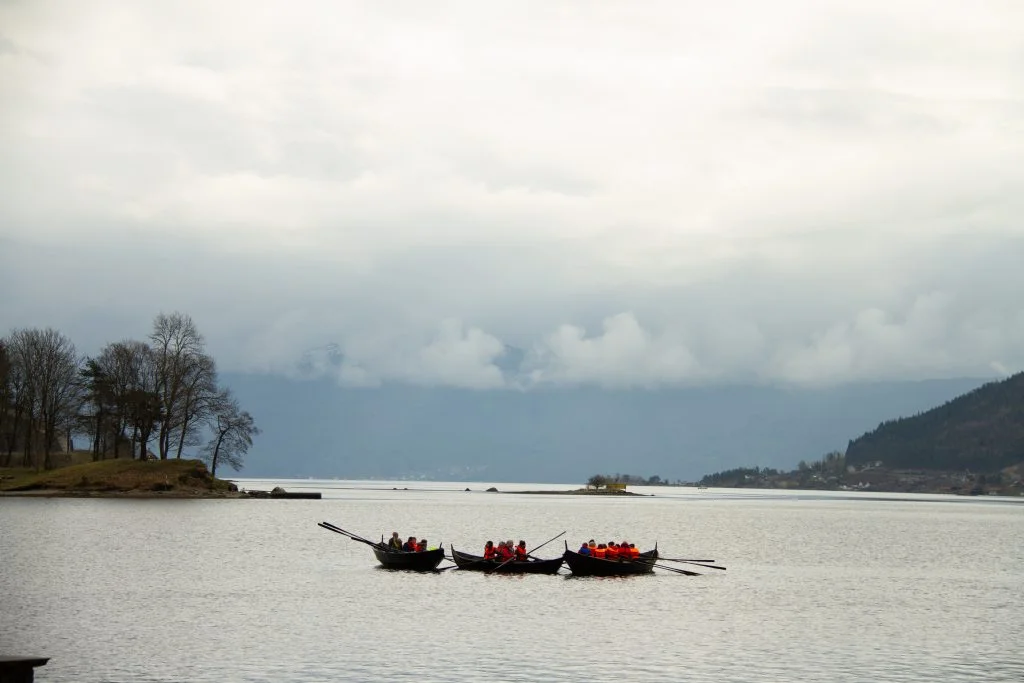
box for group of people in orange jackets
[577,539,640,559]
[482,539,529,562]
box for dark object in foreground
[318,521,446,571]
[0,656,50,683]
[373,545,446,571]
[562,542,659,577]
[450,548,563,574]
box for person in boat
[483,540,496,560]
[495,541,514,561]
[594,543,607,559]
[577,542,591,556]
[387,532,403,551]
[417,539,428,552]
[588,539,597,554]
[606,542,619,560]
[628,543,639,559]
[402,536,418,552]
[514,540,528,561]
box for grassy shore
[0,458,240,497]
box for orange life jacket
[483,546,495,560]
[515,547,528,561]
[630,546,640,558]
[594,547,606,559]
[606,546,619,559]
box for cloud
[1,1,1023,389]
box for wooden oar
[331,524,377,545]
[321,522,386,549]
[318,522,382,549]
[660,558,716,564]
[660,558,727,570]
[492,530,566,572]
[652,563,701,576]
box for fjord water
[2,483,1022,683]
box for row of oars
[318,521,386,549]
[650,556,727,576]
[318,521,727,575]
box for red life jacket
[594,547,606,559]
[606,545,619,559]
[630,546,640,558]
[483,546,495,559]
[497,546,513,560]
[515,546,528,561]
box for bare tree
[0,339,11,466]
[3,333,35,466]
[202,389,260,478]
[150,312,206,460]
[171,353,218,459]
[93,340,156,459]
[8,328,80,469]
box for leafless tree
[149,312,206,460]
[7,328,80,469]
[203,389,260,477]
[171,353,218,459]
[3,334,34,466]
[0,339,11,466]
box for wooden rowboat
[562,541,658,577]
[318,521,447,571]
[450,547,563,574]
[372,545,446,571]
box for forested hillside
[845,372,1024,471]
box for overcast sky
[2,1,1022,389]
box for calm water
[2,482,1022,682]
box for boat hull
[562,547,658,577]
[372,546,446,571]
[450,548,563,574]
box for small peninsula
[0,459,242,498]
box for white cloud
[1,1,1023,388]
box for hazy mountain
[224,372,991,483]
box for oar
[318,522,382,549]
[322,521,379,545]
[660,559,727,570]
[528,530,567,556]
[652,563,701,576]
[320,521,385,548]
[660,558,716,564]
[492,530,566,572]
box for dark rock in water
[465,487,471,491]
[486,486,498,492]
[227,482,238,492]
[271,486,286,494]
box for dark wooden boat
[372,545,446,571]
[562,541,658,577]
[450,547,564,574]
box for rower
[577,542,591,556]
[515,540,528,561]
[402,536,418,552]
[483,540,496,559]
[387,532,403,550]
